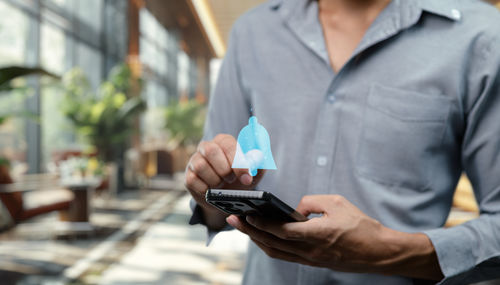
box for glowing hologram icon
[232,116,277,176]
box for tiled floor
[0,186,248,285]
[99,195,249,285]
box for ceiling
[206,0,267,46]
[145,0,216,58]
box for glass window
[0,1,29,65]
[139,8,157,40]
[140,37,154,72]
[0,0,129,173]
[41,83,79,168]
[178,51,189,96]
[157,26,168,49]
[105,4,127,58]
[40,22,76,168]
[189,57,197,97]
[76,42,102,89]
[144,80,156,107]
[75,0,102,35]
[40,23,66,74]
[157,48,167,76]
[0,1,30,166]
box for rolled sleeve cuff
[189,198,233,245]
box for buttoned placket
[287,1,427,284]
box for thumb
[295,195,329,217]
[233,168,254,185]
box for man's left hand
[226,195,443,280]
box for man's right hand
[185,134,265,230]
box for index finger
[246,215,321,241]
[213,134,254,185]
[213,134,237,164]
[295,195,330,217]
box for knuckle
[220,168,232,177]
[186,154,198,172]
[331,195,345,205]
[219,134,234,143]
[184,171,197,188]
[300,196,310,204]
[281,229,299,240]
[219,135,236,149]
[187,152,200,168]
[196,141,207,152]
[202,142,218,158]
[191,159,206,173]
[214,133,228,141]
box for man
[185,0,500,284]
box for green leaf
[0,66,59,93]
[165,99,206,146]
[0,157,10,167]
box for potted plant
[164,98,206,173]
[0,66,57,184]
[60,64,146,193]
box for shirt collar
[267,0,461,69]
[418,0,462,21]
[269,0,462,22]
[273,0,330,65]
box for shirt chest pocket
[355,84,452,191]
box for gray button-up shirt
[190,0,500,284]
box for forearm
[378,228,443,280]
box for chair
[0,174,74,228]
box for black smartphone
[206,189,307,222]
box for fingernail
[226,215,237,226]
[224,173,236,183]
[240,174,252,185]
[246,215,255,225]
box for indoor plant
[0,66,57,184]
[164,98,206,172]
[60,64,145,192]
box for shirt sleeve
[189,198,234,245]
[422,35,500,284]
[188,20,251,244]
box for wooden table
[1,175,100,233]
[59,180,101,223]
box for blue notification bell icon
[232,116,277,176]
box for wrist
[377,228,443,280]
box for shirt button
[327,94,336,103]
[316,156,328,167]
[451,9,461,20]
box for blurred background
[0,0,499,285]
